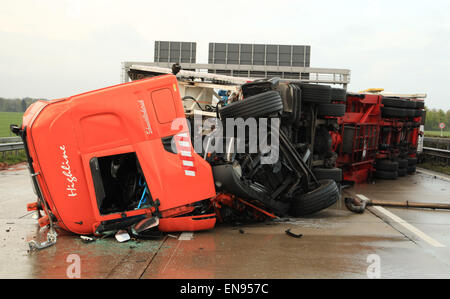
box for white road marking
[416,168,450,182]
[356,194,446,248]
[356,194,370,202]
[178,232,194,241]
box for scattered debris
[345,197,367,214]
[239,229,245,234]
[5,228,10,233]
[115,230,130,243]
[80,235,96,243]
[178,232,194,241]
[132,216,159,234]
[285,228,303,239]
[28,228,57,251]
[168,234,178,239]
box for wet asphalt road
[1,164,450,278]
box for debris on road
[178,232,194,241]
[80,235,96,243]
[344,197,367,214]
[115,230,131,243]
[285,228,303,239]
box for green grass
[425,131,450,138]
[0,112,23,137]
[0,150,27,166]
[419,161,450,176]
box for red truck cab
[13,75,216,235]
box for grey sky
[1,0,449,110]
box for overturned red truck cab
[11,75,216,236]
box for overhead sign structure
[154,41,196,64]
[208,42,311,79]
[208,43,310,67]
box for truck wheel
[375,170,398,180]
[331,88,346,102]
[381,107,407,118]
[406,109,416,117]
[394,158,409,169]
[414,109,423,117]
[317,103,346,117]
[299,84,332,104]
[405,100,416,109]
[212,164,290,215]
[375,159,399,172]
[407,157,418,166]
[382,97,407,108]
[289,179,340,217]
[415,101,425,109]
[219,91,283,119]
[407,165,417,174]
[398,168,407,177]
[313,167,342,182]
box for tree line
[424,107,450,131]
[0,97,448,131]
[0,97,44,113]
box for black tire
[375,170,398,180]
[381,107,407,118]
[414,101,425,109]
[331,88,346,102]
[382,97,407,108]
[406,109,416,118]
[289,179,340,217]
[407,165,416,174]
[407,157,418,166]
[414,109,423,117]
[404,100,416,109]
[299,83,332,104]
[394,158,408,169]
[375,159,399,171]
[219,91,283,119]
[398,168,407,177]
[313,167,342,182]
[212,164,290,215]
[317,103,346,117]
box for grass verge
[418,161,450,176]
[425,131,450,138]
[0,112,23,137]
[0,150,27,168]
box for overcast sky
[1,0,449,110]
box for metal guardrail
[0,137,22,143]
[0,142,24,153]
[424,137,450,144]
[423,147,450,160]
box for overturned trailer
[11,68,345,248]
[11,63,425,247]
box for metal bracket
[28,228,57,251]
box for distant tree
[21,99,27,112]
